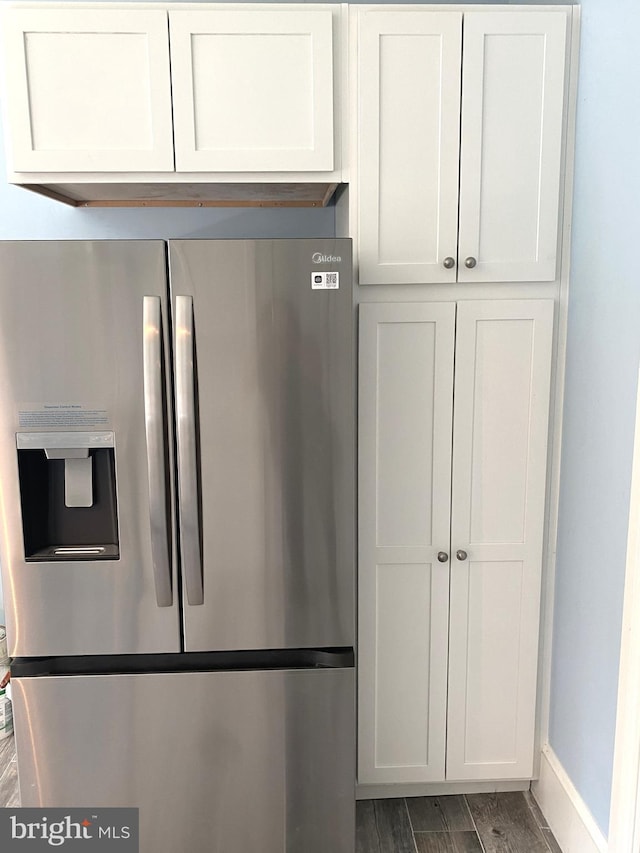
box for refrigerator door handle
[175,295,204,606]
[142,296,173,608]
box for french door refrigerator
[0,239,355,853]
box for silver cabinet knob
[456,549,468,561]
[464,257,477,269]
[437,551,449,563]
[442,257,455,269]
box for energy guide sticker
[311,272,339,290]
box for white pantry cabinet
[356,8,568,285]
[358,299,554,783]
[0,8,174,173]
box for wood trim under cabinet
[18,182,340,208]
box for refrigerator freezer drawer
[13,668,355,853]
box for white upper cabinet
[1,8,174,173]
[170,9,335,173]
[0,3,340,186]
[356,9,569,285]
[357,11,462,285]
[458,13,567,282]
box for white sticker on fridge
[311,272,340,290]
[18,403,110,429]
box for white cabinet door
[355,10,568,286]
[358,299,555,785]
[458,13,567,282]
[358,302,455,784]
[447,300,554,780]
[170,9,334,173]
[1,8,174,172]
[357,11,462,285]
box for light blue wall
[548,0,640,837]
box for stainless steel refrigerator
[0,239,354,853]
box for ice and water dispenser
[16,432,119,561]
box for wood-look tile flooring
[1,736,561,853]
[357,793,562,853]
[0,733,19,808]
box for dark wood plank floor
[1,736,561,852]
[357,793,562,853]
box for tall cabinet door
[447,300,554,780]
[0,8,174,173]
[457,13,567,282]
[170,9,334,173]
[357,11,462,285]
[358,302,455,783]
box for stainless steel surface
[169,239,355,651]
[442,257,455,269]
[456,549,468,561]
[17,431,114,449]
[175,295,204,607]
[142,296,173,609]
[0,241,180,656]
[3,239,355,853]
[13,668,355,853]
[464,256,477,269]
[437,551,449,562]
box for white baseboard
[356,780,529,800]
[532,745,608,853]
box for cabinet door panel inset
[447,300,554,780]
[359,303,455,784]
[358,11,462,284]
[2,9,174,172]
[455,560,524,766]
[468,318,534,545]
[170,10,334,173]
[376,321,436,547]
[191,33,313,153]
[375,563,433,769]
[458,13,567,282]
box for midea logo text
[312,252,341,263]
[10,815,132,846]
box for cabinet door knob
[442,257,455,269]
[464,257,477,269]
[437,551,449,563]
[456,549,468,561]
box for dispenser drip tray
[29,544,120,561]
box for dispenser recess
[16,432,119,561]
